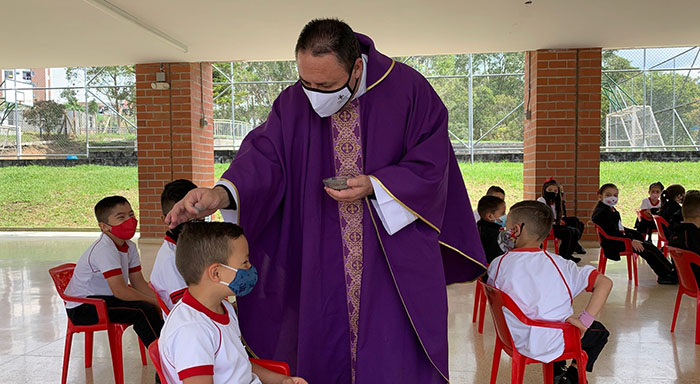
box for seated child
[476,195,506,265]
[669,190,700,282]
[488,201,613,383]
[150,179,198,314]
[159,222,307,384]
[634,181,663,240]
[592,183,677,285]
[64,196,163,347]
[658,184,686,238]
[474,185,505,222]
[537,178,586,263]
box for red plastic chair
[149,339,291,384]
[542,229,560,254]
[49,263,147,384]
[652,215,671,258]
[668,247,700,345]
[636,209,658,242]
[594,225,639,286]
[472,280,487,333]
[479,281,588,384]
[148,282,171,316]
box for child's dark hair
[682,190,700,219]
[648,181,664,192]
[486,185,505,196]
[541,178,564,221]
[598,183,618,195]
[94,196,130,224]
[161,179,198,216]
[509,200,554,242]
[660,184,685,209]
[176,222,246,285]
[477,195,505,218]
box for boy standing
[64,196,163,347]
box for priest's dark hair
[161,179,198,216]
[94,195,130,224]
[295,18,361,73]
[176,221,246,285]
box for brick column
[135,63,214,239]
[523,49,602,240]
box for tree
[24,100,65,139]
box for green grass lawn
[0,162,697,228]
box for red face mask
[109,217,138,240]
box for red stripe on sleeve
[585,270,600,292]
[128,265,142,274]
[178,365,214,380]
[169,288,187,304]
[102,268,122,279]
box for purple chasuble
[221,33,487,383]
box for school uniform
[592,201,676,281]
[537,197,582,260]
[64,234,163,346]
[477,219,504,265]
[487,248,608,371]
[658,200,684,239]
[669,222,700,283]
[159,290,262,384]
[150,228,187,315]
[635,197,661,240]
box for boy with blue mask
[159,222,307,384]
[477,195,507,265]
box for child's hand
[566,315,588,335]
[631,239,645,252]
[282,377,308,384]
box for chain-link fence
[0,66,136,158]
[602,47,700,150]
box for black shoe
[569,256,582,263]
[554,367,568,384]
[562,366,579,384]
[574,244,587,255]
[658,274,678,285]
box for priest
[166,18,486,384]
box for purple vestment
[221,33,486,383]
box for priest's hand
[165,187,230,228]
[325,175,374,202]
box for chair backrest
[48,263,76,301]
[149,282,171,315]
[668,246,700,295]
[652,215,670,242]
[479,281,519,352]
[149,339,168,384]
[250,358,291,376]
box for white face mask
[602,196,618,207]
[302,72,358,118]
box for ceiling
[2,0,700,68]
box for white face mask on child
[602,197,618,207]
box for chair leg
[478,290,487,334]
[511,355,526,384]
[489,340,502,384]
[84,331,94,368]
[107,327,125,384]
[632,254,639,286]
[598,250,607,274]
[542,363,554,384]
[695,296,700,345]
[138,338,147,366]
[670,290,683,332]
[578,352,588,384]
[626,254,633,282]
[473,283,482,323]
[61,330,74,384]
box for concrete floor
[0,232,698,383]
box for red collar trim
[181,289,230,325]
[649,198,660,206]
[164,235,176,244]
[510,248,543,252]
[109,237,129,253]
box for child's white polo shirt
[487,248,598,362]
[64,234,141,309]
[159,290,261,384]
[150,235,187,313]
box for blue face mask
[219,264,258,296]
[495,214,507,227]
